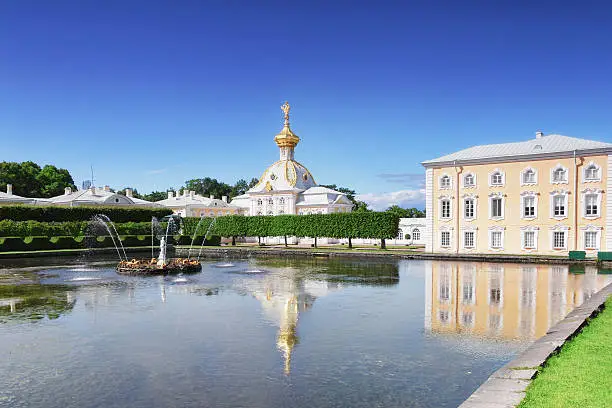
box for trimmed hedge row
[183,212,399,240]
[0,205,171,222]
[0,235,219,252]
[0,220,165,238]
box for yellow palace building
[422,132,612,256]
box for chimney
[190,191,195,198]
[103,185,110,192]
[90,186,96,194]
[222,195,228,203]
[64,186,72,195]
[183,189,188,197]
[168,191,174,199]
[126,188,133,198]
[209,194,214,200]
[6,184,12,195]
[535,131,544,139]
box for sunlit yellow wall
[431,155,608,255]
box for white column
[425,168,434,252]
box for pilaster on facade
[608,155,612,250]
[425,169,434,253]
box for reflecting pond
[0,258,609,408]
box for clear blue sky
[1,1,611,209]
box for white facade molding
[439,173,452,190]
[580,187,603,220]
[582,161,601,183]
[439,225,454,249]
[581,224,602,250]
[438,194,454,221]
[520,190,539,220]
[549,189,569,220]
[549,224,570,251]
[488,168,505,187]
[520,225,540,251]
[550,163,569,184]
[462,193,478,221]
[461,226,478,250]
[425,168,434,252]
[520,166,538,186]
[487,226,505,251]
[488,192,505,220]
[463,172,476,188]
[487,264,504,307]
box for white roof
[156,192,238,209]
[0,192,38,204]
[47,188,137,206]
[295,187,351,206]
[229,194,251,209]
[422,134,612,166]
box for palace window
[461,312,474,327]
[267,198,274,205]
[523,196,536,218]
[552,166,568,183]
[257,199,263,206]
[397,231,404,240]
[441,199,451,219]
[491,197,503,218]
[584,163,600,181]
[267,210,273,215]
[524,231,535,249]
[491,171,503,186]
[464,198,475,219]
[522,168,536,185]
[489,271,502,305]
[553,195,566,217]
[462,269,475,304]
[585,194,599,216]
[464,173,475,187]
[441,231,451,247]
[440,175,451,189]
[439,310,449,324]
[585,231,598,249]
[279,197,285,205]
[553,231,565,249]
[490,231,503,249]
[464,231,475,248]
[412,228,420,241]
[439,265,451,301]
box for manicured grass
[518,297,612,408]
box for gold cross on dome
[281,101,290,125]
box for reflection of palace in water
[240,271,341,375]
[425,261,612,340]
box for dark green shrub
[0,205,171,222]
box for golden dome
[274,101,300,148]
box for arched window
[523,169,536,184]
[584,164,600,181]
[397,231,404,240]
[412,228,420,241]
[464,173,475,187]
[267,210,273,215]
[440,175,451,189]
[552,166,568,183]
[267,198,274,205]
[279,197,285,205]
[491,172,503,186]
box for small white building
[46,186,159,207]
[0,184,40,205]
[343,217,426,247]
[155,190,242,218]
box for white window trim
[488,226,505,251]
[549,225,570,251]
[461,226,478,250]
[520,226,539,252]
[439,173,452,190]
[440,226,453,249]
[488,192,505,220]
[582,161,601,183]
[549,190,569,220]
[462,193,478,221]
[581,188,603,220]
[550,164,569,184]
[463,172,476,188]
[439,195,453,221]
[520,167,538,186]
[520,191,539,220]
[460,310,475,329]
[438,264,453,304]
[581,225,602,251]
[488,168,505,187]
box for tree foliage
[0,161,76,198]
[0,205,171,222]
[385,205,425,218]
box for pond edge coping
[457,281,612,408]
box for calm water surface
[0,257,609,408]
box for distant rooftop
[422,133,612,167]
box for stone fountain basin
[116,259,202,276]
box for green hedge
[0,205,171,222]
[0,220,163,238]
[182,212,399,240]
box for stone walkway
[458,282,612,408]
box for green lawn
[518,297,612,408]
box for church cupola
[274,101,300,160]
